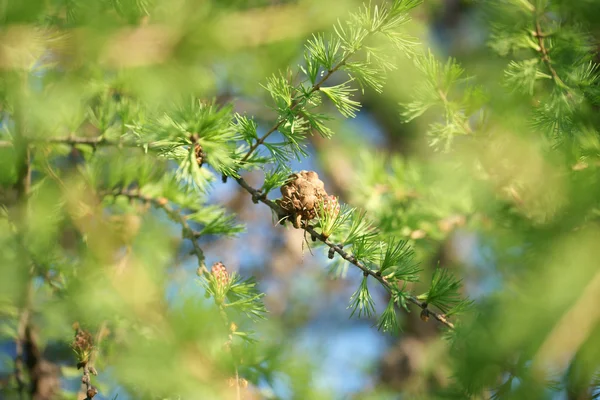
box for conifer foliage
[1,0,600,398]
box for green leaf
[342,210,377,246]
[348,275,376,318]
[351,235,380,265]
[262,71,293,111]
[421,268,472,315]
[315,199,348,238]
[376,298,400,334]
[379,238,421,282]
[261,164,292,195]
[226,274,268,321]
[334,19,368,53]
[504,59,551,95]
[305,33,342,71]
[344,62,385,94]
[320,81,361,118]
[300,108,334,138]
[187,206,245,237]
[233,113,258,145]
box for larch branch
[240,52,352,164]
[103,188,208,276]
[234,176,455,329]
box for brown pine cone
[194,143,206,167]
[278,171,330,228]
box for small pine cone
[194,144,206,167]
[322,195,340,218]
[87,387,98,398]
[278,171,329,228]
[420,308,430,322]
[72,328,94,354]
[211,262,228,286]
[328,247,335,259]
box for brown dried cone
[278,170,331,228]
[72,323,94,366]
[194,143,206,167]
[190,133,206,167]
[86,387,98,398]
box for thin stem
[12,85,36,397]
[0,136,146,150]
[235,366,240,400]
[14,279,32,400]
[533,12,565,88]
[438,89,473,135]
[240,53,352,164]
[78,322,107,400]
[43,136,109,145]
[81,362,96,400]
[104,188,208,276]
[212,270,241,400]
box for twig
[78,322,107,400]
[533,12,565,88]
[0,136,146,150]
[103,188,208,276]
[234,176,455,329]
[43,136,109,146]
[12,107,35,398]
[14,289,31,399]
[80,362,97,400]
[240,53,352,164]
[211,265,242,400]
[438,89,473,135]
[235,366,241,400]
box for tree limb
[234,176,455,329]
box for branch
[14,283,31,400]
[239,52,352,164]
[81,362,97,400]
[12,100,35,398]
[9,127,455,329]
[42,136,110,146]
[210,264,242,400]
[77,322,108,400]
[102,188,208,276]
[234,176,455,330]
[0,136,145,150]
[533,12,566,88]
[438,89,473,135]
[9,91,454,330]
